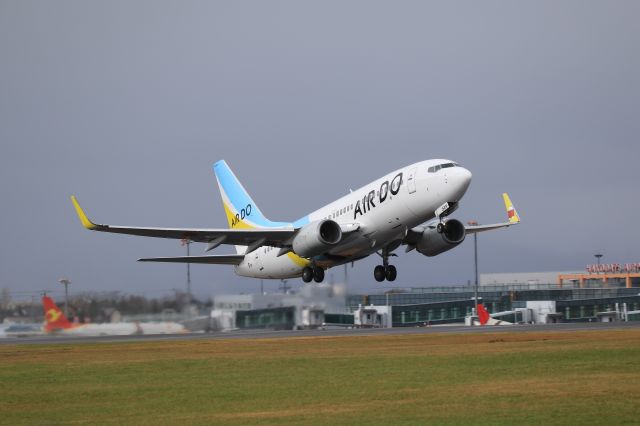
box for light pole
[467,221,479,315]
[594,253,603,273]
[181,239,192,304]
[58,277,71,317]
[31,295,36,323]
[279,279,290,294]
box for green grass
[2,330,640,425]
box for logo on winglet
[502,193,520,224]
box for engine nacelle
[416,219,466,257]
[292,219,342,258]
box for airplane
[475,304,512,326]
[42,296,186,336]
[71,159,520,283]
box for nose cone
[459,167,472,187]
[450,167,472,200]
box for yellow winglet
[71,196,98,230]
[502,193,520,224]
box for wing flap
[80,224,295,245]
[138,255,245,265]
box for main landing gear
[374,249,397,282]
[302,266,325,283]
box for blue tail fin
[213,160,289,230]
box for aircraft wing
[71,196,295,249]
[465,193,521,235]
[406,192,521,244]
[138,255,245,264]
[465,222,515,234]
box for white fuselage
[51,322,185,336]
[53,323,139,336]
[235,159,472,279]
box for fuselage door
[407,168,417,194]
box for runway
[2,321,639,345]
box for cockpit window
[429,162,461,173]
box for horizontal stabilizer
[138,255,245,265]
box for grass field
[2,329,640,425]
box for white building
[480,271,582,286]
[211,284,347,331]
[353,305,392,328]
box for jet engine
[416,219,466,257]
[292,219,342,258]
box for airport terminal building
[210,268,640,330]
[348,285,640,326]
[348,269,640,326]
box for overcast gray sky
[1,1,639,300]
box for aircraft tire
[386,265,397,281]
[313,267,325,283]
[302,267,314,283]
[374,265,386,282]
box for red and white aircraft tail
[42,296,75,332]
[474,304,512,326]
